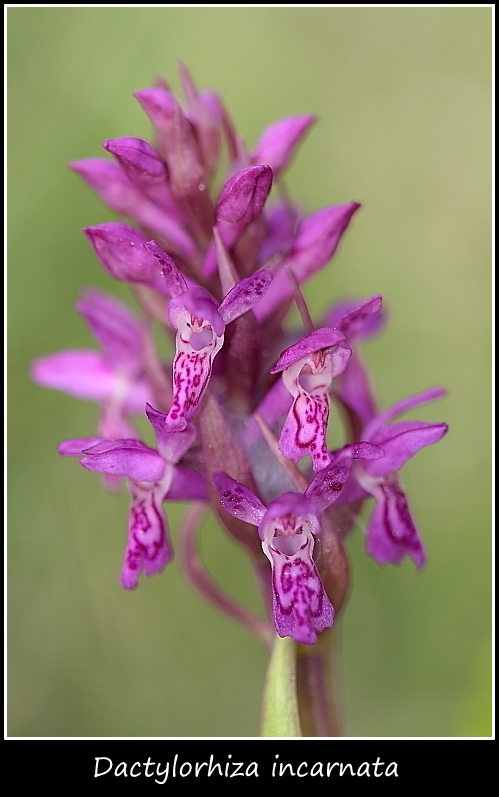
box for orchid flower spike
[33,63,449,680]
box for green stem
[296,624,345,737]
[261,636,302,737]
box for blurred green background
[8,7,491,738]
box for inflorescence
[32,64,448,646]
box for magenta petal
[80,438,150,454]
[336,294,383,339]
[75,288,142,370]
[80,441,165,482]
[143,241,187,298]
[168,466,208,501]
[365,479,426,568]
[122,378,153,414]
[259,203,299,262]
[134,87,176,132]
[102,137,167,184]
[31,351,115,401]
[305,462,352,511]
[365,421,449,477]
[70,158,132,210]
[145,403,196,462]
[120,484,172,589]
[58,437,105,457]
[216,165,273,224]
[214,472,266,526]
[103,137,179,217]
[335,351,378,427]
[330,441,384,463]
[83,223,161,283]
[254,202,361,321]
[218,269,272,325]
[324,295,385,340]
[363,386,447,442]
[271,328,347,373]
[73,158,186,248]
[267,539,334,644]
[291,203,359,257]
[252,115,316,176]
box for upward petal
[83,222,168,292]
[305,462,354,512]
[270,328,347,374]
[335,294,383,340]
[324,295,385,341]
[363,386,447,442]
[252,115,316,176]
[216,165,273,225]
[253,202,361,321]
[214,472,266,526]
[365,421,449,477]
[102,137,169,189]
[143,241,187,298]
[217,269,272,325]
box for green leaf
[261,636,302,737]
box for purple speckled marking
[270,546,334,645]
[166,349,211,429]
[364,478,426,569]
[382,481,424,559]
[120,485,171,589]
[280,391,331,472]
